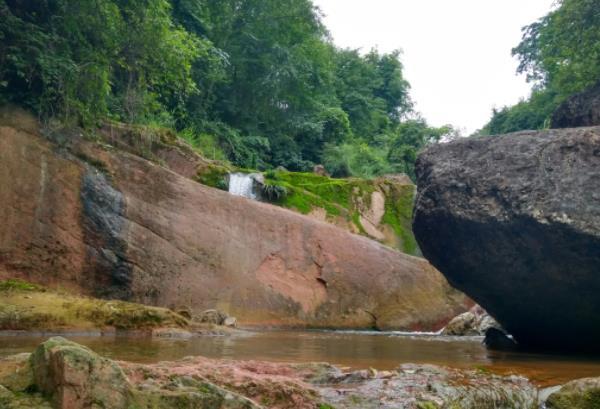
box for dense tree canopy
[480,0,600,135]
[1,0,452,178]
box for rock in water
[413,126,600,350]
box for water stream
[1,331,599,387]
[228,173,260,199]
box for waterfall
[228,173,260,199]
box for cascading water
[228,173,259,199]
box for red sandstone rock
[0,111,469,330]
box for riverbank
[0,279,236,337]
[0,337,540,409]
[2,336,599,408]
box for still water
[1,330,599,387]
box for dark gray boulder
[413,126,600,351]
[551,81,600,128]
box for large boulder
[30,337,132,408]
[413,126,600,350]
[551,81,600,128]
[0,108,469,330]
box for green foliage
[260,182,288,202]
[0,0,201,126]
[478,89,559,135]
[1,0,446,177]
[513,0,600,97]
[388,120,454,180]
[481,0,600,134]
[323,143,391,179]
[0,279,44,292]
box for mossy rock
[30,337,132,409]
[0,385,53,409]
[264,171,420,255]
[0,354,33,393]
[133,377,260,409]
[546,378,600,409]
[0,279,189,331]
[195,163,232,191]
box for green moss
[195,164,231,191]
[265,171,373,220]
[381,183,420,256]
[0,280,188,331]
[0,279,44,292]
[352,212,366,235]
[417,402,439,409]
[546,386,600,409]
[318,404,336,409]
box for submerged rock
[413,126,600,350]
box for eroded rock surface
[0,110,469,330]
[413,126,600,350]
[0,337,543,409]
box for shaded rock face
[0,112,469,330]
[551,81,600,128]
[413,127,600,350]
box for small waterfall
[228,173,260,199]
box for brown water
[1,330,599,387]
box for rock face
[551,81,600,128]
[413,126,600,350]
[0,109,469,330]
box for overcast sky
[313,0,556,134]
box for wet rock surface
[0,338,548,409]
[413,126,600,350]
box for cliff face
[197,167,421,256]
[0,110,469,330]
[413,126,600,350]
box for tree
[481,0,600,135]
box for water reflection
[0,330,599,386]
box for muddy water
[1,330,599,387]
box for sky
[313,0,556,134]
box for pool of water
[1,330,599,387]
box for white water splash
[228,173,259,199]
